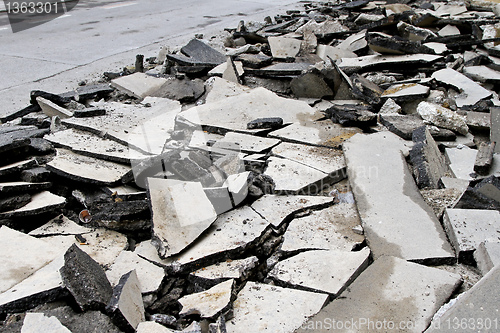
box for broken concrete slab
[223,172,249,206]
[204,77,250,104]
[138,206,269,268]
[0,193,31,212]
[271,142,346,177]
[0,181,51,194]
[106,251,165,295]
[0,255,65,314]
[475,142,496,175]
[190,257,258,284]
[463,65,500,84]
[251,194,333,227]
[459,110,491,132]
[29,215,89,237]
[431,68,492,108]
[337,54,442,74]
[167,39,226,67]
[426,265,500,333]
[0,159,38,178]
[316,44,357,62]
[226,281,327,333]
[443,208,500,265]
[147,179,217,258]
[382,83,430,102]
[379,98,402,114]
[269,248,370,296]
[222,58,242,85]
[111,73,167,99]
[264,157,329,194]
[177,87,318,133]
[410,126,450,189]
[379,114,456,141]
[326,104,377,128]
[397,21,437,41]
[350,73,384,104]
[445,146,500,181]
[235,52,272,69]
[268,36,302,59]
[36,97,73,119]
[367,34,435,55]
[245,62,311,77]
[45,229,128,268]
[215,132,280,154]
[63,97,181,154]
[417,101,469,135]
[72,107,106,118]
[106,270,145,333]
[343,132,455,263]
[268,120,361,147]
[59,244,113,311]
[297,256,461,333]
[179,279,233,319]
[290,72,333,99]
[45,128,148,164]
[474,241,500,275]
[151,78,205,103]
[47,149,131,186]
[281,203,365,253]
[21,313,72,333]
[0,191,66,218]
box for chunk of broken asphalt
[474,142,496,176]
[246,117,283,130]
[106,270,145,333]
[59,244,113,312]
[326,104,377,127]
[167,39,226,67]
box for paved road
[0,0,300,119]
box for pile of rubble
[1,0,500,332]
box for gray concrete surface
[0,0,301,119]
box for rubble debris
[337,54,442,74]
[298,256,461,333]
[290,72,333,99]
[0,159,38,178]
[281,203,365,253]
[0,226,64,293]
[379,115,456,141]
[47,149,132,186]
[223,172,250,206]
[443,208,500,265]
[137,321,175,333]
[235,52,272,69]
[216,132,280,154]
[474,241,500,276]
[264,157,328,194]
[268,248,370,296]
[106,251,165,294]
[189,257,258,286]
[226,281,327,333]
[111,73,167,99]
[445,146,500,181]
[474,142,496,175]
[427,265,500,333]
[21,167,50,183]
[179,279,233,319]
[417,101,469,135]
[326,103,377,127]
[271,142,346,176]
[382,83,429,102]
[246,117,283,130]
[21,313,71,333]
[0,255,65,314]
[59,244,113,312]
[410,126,450,189]
[36,97,73,119]
[166,38,226,67]
[431,68,492,108]
[148,179,217,258]
[491,107,500,154]
[343,132,455,264]
[106,270,145,333]
[151,78,205,103]
[137,206,269,268]
[251,194,333,227]
[379,98,402,114]
[0,191,66,218]
[268,36,302,59]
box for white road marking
[102,2,138,10]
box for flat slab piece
[343,132,455,264]
[298,256,461,333]
[111,73,167,99]
[0,191,66,218]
